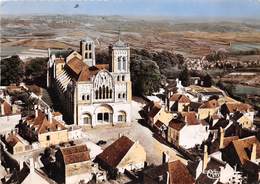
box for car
[96,140,107,145]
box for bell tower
[109,39,130,73]
[80,37,96,66]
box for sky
[1,0,260,18]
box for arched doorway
[95,104,113,123]
[118,111,127,122]
[82,113,92,125]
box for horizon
[1,0,260,19]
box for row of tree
[1,56,48,87]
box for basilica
[47,37,132,127]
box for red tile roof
[225,103,254,113]
[96,136,134,168]
[26,110,66,134]
[181,111,199,125]
[169,94,191,103]
[199,99,219,109]
[168,119,186,131]
[147,103,161,118]
[60,144,90,165]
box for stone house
[95,136,146,177]
[167,112,209,149]
[17,108,68,148]
[55,144,93,184]
[198,99,219,120]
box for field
[1,15,260,58]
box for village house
[231,111,253,129]
[2,158,56,184]
[95,136,146,177]
[142,153,194,184]
[220,102,255,123]
[17,108,68,148]
[167,93,191,112]
[189,145,236,184]
[0,96,21,133]
[167,112,209,149]
[1,130,30,154]
[55,144,93,184]
[198,99,219,120]
[221,136,260,182]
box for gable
[117,142,146,168]
[66,51,82,63]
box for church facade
[47,37,132,127]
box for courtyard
[83,100,187,166]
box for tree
[1,55,24,85]
[25,57,48,87]
[131,58,162,96]
[178,66,190,87]
[201,74,213,87]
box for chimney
[202,145,208,172]
[166,171,170,184]
[19,160,24,171]
[47,108,52,123]
[162,151,169,164]
[1,103,5,115]
[29,158,35,173]
[251,143,257,162]
[219,127,224,149]
[34,105,38,117]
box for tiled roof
[60,144,90,165]
[196,157,225,184]
[199,99,219,109]
[96,136,134,168]
[229,136,260,165]
[224,103,254,113]
[148,103,161,118]
[181,111,199,125]
[6,133,20,147]
[26,110,66,134]
[168,119,186,131]
[169,94,191,103]
[143,160,194,184]
[67,57,87,75]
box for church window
[117,76,120,81]
[89,44,92,50]
[82,95,85,100]
[109,90,112,98]
[118,57,121,70]
[89,52,92,59]
[122,57,126,70]
[122,75,125,81]
[87,95,90,100]
[122,93,126,98]
[106,86,109,98]
[99,87,102,99]
[95,90,98,99]
[85,44,88,50]
[118,93,121,99]
[102,85,106,99]
[85,53,88,59]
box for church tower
[109,39,130,73]
[80,37,96,67]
